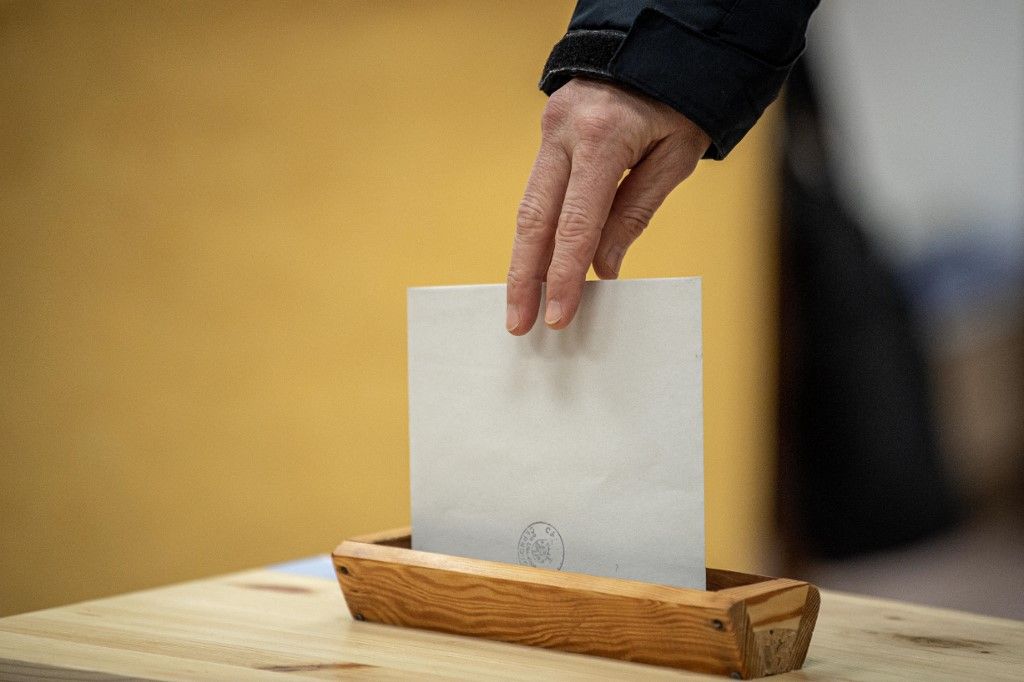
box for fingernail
[505,303,520,332]
[544,299,562,326]
[606,245,625,275]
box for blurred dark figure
[776,5,1024,616]
[777,59,960,563]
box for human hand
[506,78,710,335]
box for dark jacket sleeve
[539,1,819,159]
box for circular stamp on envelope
[517,522,564,570]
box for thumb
[592,137,696,279]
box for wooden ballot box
[334,528,819,679]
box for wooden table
[1,557,1021,680]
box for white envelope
[408,277,704,589]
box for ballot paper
[408,278,704,589]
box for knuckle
[573,109,619,144]
[540,100,569,134]
[574,115,636,163]
[558,203,597,244]
[616,205,655,241]
[620,216,648,241]
[506,267,539,287]
[515,197,550,243]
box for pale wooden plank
[0,657,145,682]
[796,591,1024,681]
[0,570,705,680]
[1,568,1022,680]
[0,630,308,681]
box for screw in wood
[712,619,724,630]
[730,673,742,680]
[354,613,366,621]
[337,565,349,575]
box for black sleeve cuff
[539,8,802,160]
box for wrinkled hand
[506,78,710,334]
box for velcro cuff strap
[539,29,627,95]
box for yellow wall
[0,1,778,616]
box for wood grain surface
[334,532,817,678]
[335,541,742,677]
[0,566,1022,680]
